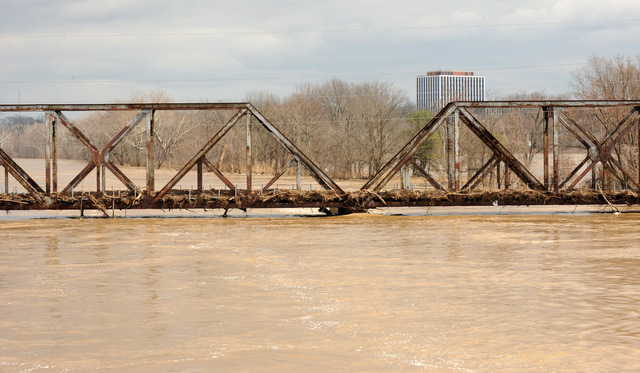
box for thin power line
[1,19,638,38]
[0,63,585,85]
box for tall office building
[416,70,486,113]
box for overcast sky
[1,0,639,105]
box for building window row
[416,71,486,113]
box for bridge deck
[1,189,635,216]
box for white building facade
[416,70,486,113]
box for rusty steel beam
[0,147,45,202]
[603,160,626,186]
[55,111,100,154]
[559,156,590,190]
[608,156,640,190]
[295,158,302,190]
[146,109,155,195]
[600,118,640,189]
[362,103,457,192]
[96,163,102,194]
[45,113,52,194]
[246,113,252,192]
[247,104,344,194]
[7,101,640,114]
[103,111,147,155]
[202,157,236,192]
[456,100,640,108]
[458,107,546,191]
[564,108,640,190]
[454,110,460,191]
[567,158,599,191]
[57,110,149,194]
[558,116,593,149]
[55,111,102,194]
[263,158,296,191]
[409,160,444,190]
[552,108,559,191]
[543,107,550,189]
[101,110,146,193]
[560,109,600,145]
[447,117,455,190]
[601,109,640,153]
[51,115,58,193]
[0,103,252,112]
[101,164,107,193]
[561,106,639,189]
[504,165,510,190]
[557,109,600,190]
[462,155,499,191]
[61,162,96,194]
[104,161,138,192]
[566,153,637,192]
[197,158,203,194]
[152,108,247,202]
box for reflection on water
[1,211,640,372]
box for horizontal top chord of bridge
[2,100,640,113]
[456,100,640,108]
[0,102,253,112]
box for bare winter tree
[280,84,331,170]
[571,54,640,100]
[569,54,640,182]
[500,91,567,167]
[407,109,442,174]
[0,117,12,150]
[1,82,415,181]
[351,81,413,176]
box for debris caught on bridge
[2,189,639,216]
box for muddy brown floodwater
[1,208,640,372]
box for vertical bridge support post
[543,106,551,190]
[454,109,460,191]
[146,109,155,197]
[45,112,51,194]
[197,157,203,196]
[296,157,302,190]
[447,116,455,191]
[552,107,559,191]
[44,112,58,194]
[3,165,7,194]
[447,111,460,191]
[246,112,252,192]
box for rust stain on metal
[0,147,45,202]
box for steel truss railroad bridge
[1,101,640,215]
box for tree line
[1,53,639,183]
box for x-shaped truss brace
[362,103,546,193]
[150,105,344,203]
[558,107,640,190]
[0,147,45,202]
[458,107,546,191]
[51,110,149,194]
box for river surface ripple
[1,210,639,372]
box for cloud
[0,0,639,104]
